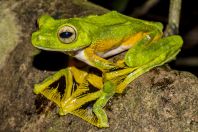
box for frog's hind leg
[115,55,169,93]
[116,36,182,93]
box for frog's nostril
[31,32,43,46]
[35,34,45,41]
[38,35,42,40]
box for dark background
[90,0,198,76]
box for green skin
[32,11,183,127]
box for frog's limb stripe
[116,36,183,93]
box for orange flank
[92,39,121,53]
[91,32,146,53]
[122,32,145,47]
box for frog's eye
[58,26,77,44]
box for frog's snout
[31,31,43,47]
[31,31,56,51]
[31,32,38,46]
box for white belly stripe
[101,45,131,58]
[74,45,132,66]
[74,50,92,65]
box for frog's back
[84,11,128,25]
[83,11,163,31]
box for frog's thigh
[115,33,163,93]
[34,68,73,107]
[116,52,170,93]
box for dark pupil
[59,32,73,38]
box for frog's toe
[58,108,69,116]
[34,84,42,94]
[97,122,109,128]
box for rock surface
[0,0,197,131]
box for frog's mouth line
[33,45,88,53]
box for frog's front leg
[77,47,123,72]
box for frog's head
[32,15,92,52]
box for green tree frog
[32,11,183,127]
